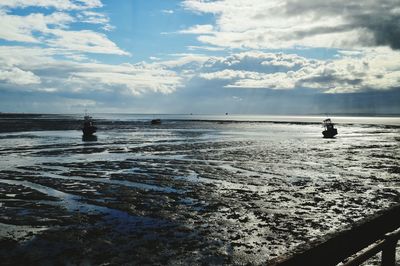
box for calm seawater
[82,114,400,125]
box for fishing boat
[322,118,338,138]
[82,114,97,136]
[151,119,161,125]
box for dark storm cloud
[356,14,400,50]
[284,0,400,49]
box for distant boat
[82,114,97,136]
[322,118,338,138]
[151,119,161,125]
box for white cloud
[195,49,400,93]
[162,9,174,14]
[48,29,129,55]
[78,10,108,24]
[0,0,102,10]
[37,87,58,92]
[182,0,400,50]
[77,10,114,31]
[1,0,399,106]
[76,0,102,9]
[0,67,41,85]
[64,53,89,61]
[159,53,212,69]
[69,62,182,95]
[1,46,399,98]
[0,1,126,55]
[200,69,259,80]
[0,46,56,67]
[0,10,74,43]
[226,73,297,90]
[187,45,224,51]
[179,24,214,34]
[0,0,178,97]
[0,0,184,109]
[0,46,182,95]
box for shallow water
[0,115,399,265]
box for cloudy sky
[0,0,399,114]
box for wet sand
[0,114,399,265]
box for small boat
[82,115,97,136]
[322,118,338,138]
[151,119,161,125]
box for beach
[0,114,399,265]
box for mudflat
[0,114,399,265]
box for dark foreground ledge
[272,204,400,266]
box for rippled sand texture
[0,119,399,265]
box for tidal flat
[0,114,399,265]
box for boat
[151,119,161,125]
[82,114,97,136]
[322,118,338,138]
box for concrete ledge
[272,204,400,266]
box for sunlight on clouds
[0,67,41,85]
[0,0,399,113]
[70,63,182,95]
[182,0,400,50]
[177,0,400,94]
[0,46,182,96]
[226,74,296,90]
[194,50,400,93]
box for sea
[0,114,399,265]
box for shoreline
[0,114,400,134]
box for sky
[0,0,399,114]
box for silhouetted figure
[322,118,338,138]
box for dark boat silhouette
[322,118,338,138]
[82,115,97,137]
[82,134,97,142]
[151,119,161,125]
